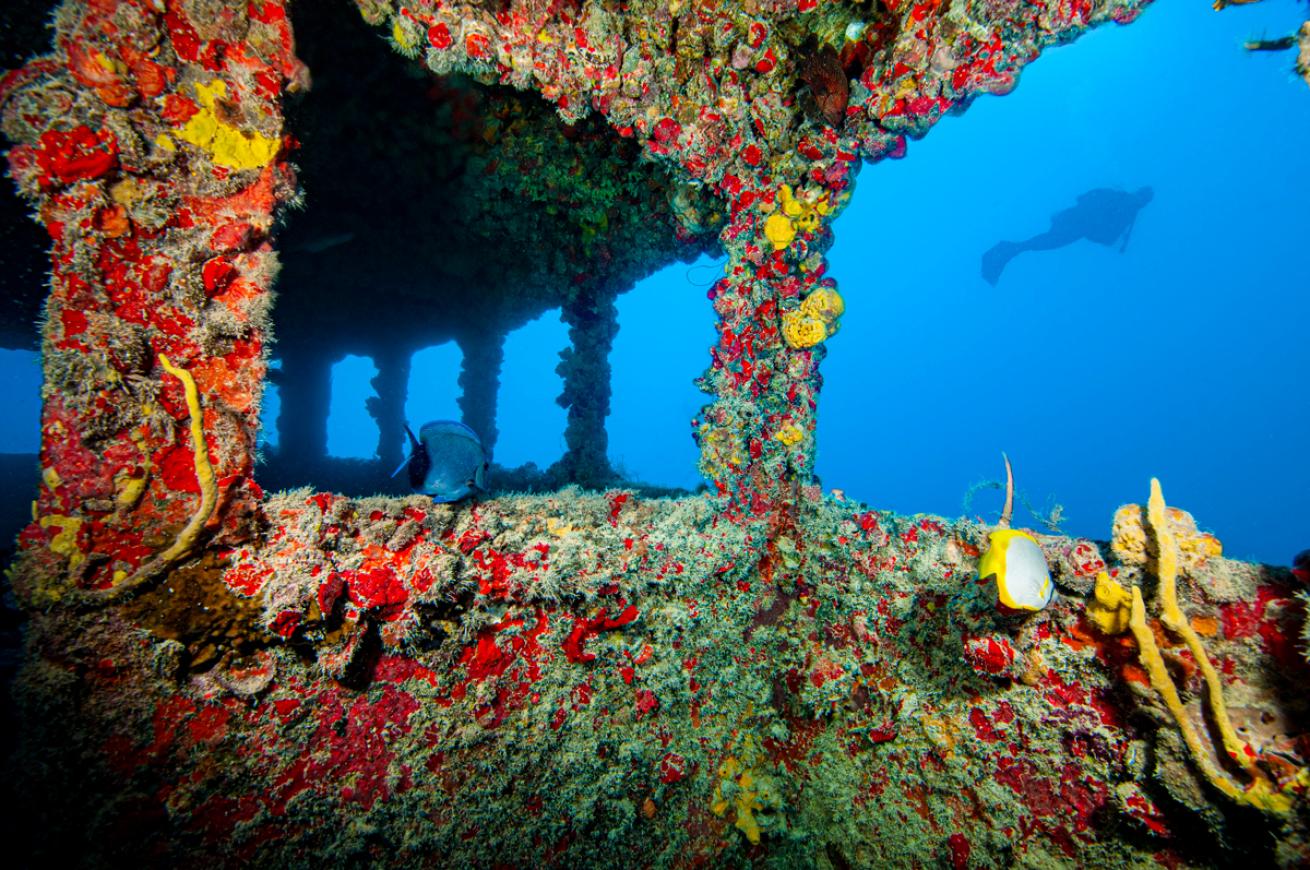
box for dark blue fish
[391,421,488,503]
[1293,549,1310,586]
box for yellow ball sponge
[800,287,845,321]
[1111,502,1222,570]
[781,311,828,348]
[764,213,795,251]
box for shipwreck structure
[2,0,1309,866]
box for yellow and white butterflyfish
[979,528,1053,613]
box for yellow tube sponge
[1145,480,1254,782]
[84,354,218,605]
[1128,584,1291,814]
[1127,586,1237,798]
[1104,478,1294,815]
[154,353,218,565]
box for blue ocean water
[0,348,40,453]
[814,0,1310,565]
[1,1,1304,565]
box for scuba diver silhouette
[981,187,1154,286]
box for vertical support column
[456,331,505,458]
[367,346,411,473]
[694,197,838,518]
[554,285,618,488]
[0,0,301,599]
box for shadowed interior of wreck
[263,0,722,497]
[0,2,50,358]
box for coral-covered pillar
[277,346,332,468]
[554,284,618,486]
[456,330,504,458]
[694,190,842,518]
[0,0,300,603]
[367,346,411,473]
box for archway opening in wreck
[257,358,282,452]
[608,255,721,491]
[494,309,568,472]
[0,347,43,551]
[326,354,382,460]
[0,348,41,455]
[259,0,723,499]
[401,342,464,460]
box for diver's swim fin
[1119,217,1136,253]
[981,242,1015,286]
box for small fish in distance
[392,420,489,503]
[1292,549,1310,585]
[1244,35,1296,52]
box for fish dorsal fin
[419,420,482,444]
[999,452,1014,529]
